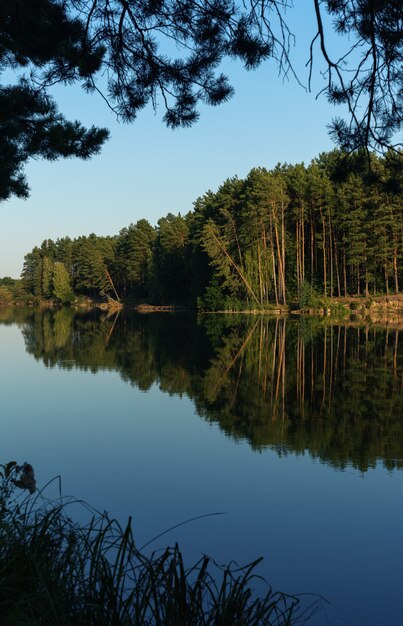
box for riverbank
[2,294,402,325]
[291,294,403,324]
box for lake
[0,307,402,625]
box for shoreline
[1,294,402,322]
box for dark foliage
[0,463,315,625]
[1,1,401,199]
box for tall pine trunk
[319,208,327,297]
[343,251,348,296]
[333,226,341,297]
[393,244,399,294]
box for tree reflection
[4,308,402,472]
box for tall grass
[0,463,319,625]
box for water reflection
[2,307,402,472]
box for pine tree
[52,262,73,303]
[115,220,156,297]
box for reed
[0,463,318,625]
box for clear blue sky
[1,2,343,277]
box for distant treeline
[0,277,25,304]
[16,149,403,308]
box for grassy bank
[0,463,317,625]
[291,294,402,324]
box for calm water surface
[0,307,402,625]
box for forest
[6,149,402,310]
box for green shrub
[298,283,321,309]
[0,286,13,304]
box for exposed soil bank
[292,295,403,324]
[3,295,402,324]
[204,308,289,315]
[135,303,192,313]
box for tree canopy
[1,0,402,200]
[19,149,402,307]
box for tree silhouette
[1,1,401,200]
